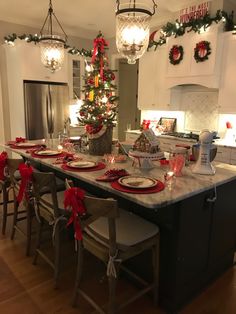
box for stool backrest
[7,158,23,186]
[32,172,60,219]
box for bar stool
[72,197,160,313]
[0,158,22,235]
[8,160,65,256]
[31,171,68,288]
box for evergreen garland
[4,33,92,57]
[148,10,235,51]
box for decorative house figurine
[130,129,164,169]
[133,129,160,154]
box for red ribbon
[64,187,86,240]
[91,36,108,79]
[17,163,33,204]
[15,137,26,143]
[0,151,8,181]
[86,124,103,135]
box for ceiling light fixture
[116,0,157,64]
[39,0,67,73]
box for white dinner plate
[67,160,97,169]
[118,176,157,189]
[15,142,37,147]
[34,150,61,156]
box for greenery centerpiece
[78,32,118,155]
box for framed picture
[158,117,176,133]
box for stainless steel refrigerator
[24,81,69,140]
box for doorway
[118,59,140,141]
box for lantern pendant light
[39,0,67,73]
[116,0,157,64]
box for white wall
[0,20,93,142]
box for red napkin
[96,169,129,182]
[15,137,26,143]
[0,151,8,181]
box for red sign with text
[179,1,210,24]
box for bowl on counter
[192,144,217,162]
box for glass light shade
[116,13,151,64]
[40,35,65,72]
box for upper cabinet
[166,25,223,89]
[68,54,85,99]
[138,46,181,111]
[218,33,236,113]
[4,41,68,83]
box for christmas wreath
[169,45,184,65]
[194,41,211,62]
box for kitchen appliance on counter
[162,131,199,141]
[24,81,69,140]
[192,130,216,175]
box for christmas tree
[78,32,118,136]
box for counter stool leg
[10,198,18,240]
[152,237,160,306]
[2,187,8,235]
[26,203,33,256]
[72,240,84,307]
[33,219,44,265]
[54,224,61,289]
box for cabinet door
[68,55,85,99]
[208,181,236,266]
[214,146,231,163]
[176,191,212,286]
[138,51,158,110]
[218,35,236,113]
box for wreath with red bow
[194,41,211,63]
[169,45,184,65]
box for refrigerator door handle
[46,86,54,136]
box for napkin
[96,168,129,182]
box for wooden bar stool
[62,180,160,314]
[31,171,68,288]
[0,158,22,235]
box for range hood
[165,24,223,89]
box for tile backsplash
[181,91,219,132]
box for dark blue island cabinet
[126,180,236,312]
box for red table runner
[61,162,106,172]
[111,180,165,194]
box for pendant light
[116,0,157,64]
[39,0,67,73]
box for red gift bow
[64,187,87,240]
[0,151,8,181]
[15,137,26,143]
[91,36,108,79]
[17,163,33,204]
[86,124,103,135]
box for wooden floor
[0,210,236,314]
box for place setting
[61,159,106,172]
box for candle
[164,171,176,189]
[57,145,63,152]
[42,138,46,143]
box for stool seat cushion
[86,209,159,249]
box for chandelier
[39,0,67,73]
[116,0,157,64]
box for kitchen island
[2,143,236,312]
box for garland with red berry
[169,45,184,65]
[194,40,211,62]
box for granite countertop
[3,141,236,210]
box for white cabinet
[68,55,84,99]
[158,137,193,153]
[214,146,231,163]
[218,34,236,113]
[138,48,181,110]
[166,25,223,89]
[5,41,68,83]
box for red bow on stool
[64,187,87,240]
[0,151,8,181]
[17,163,33,204]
